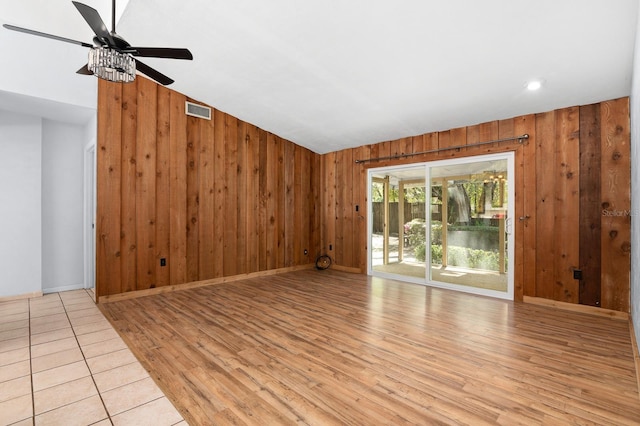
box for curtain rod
[354,134,529,164]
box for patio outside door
[368,152,514,300]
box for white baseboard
[0,290,43,302]
[43,283,86,294]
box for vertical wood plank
[579,103,602,306]
[449,127,467,157]
[185,115,200,283]
[324,151,336,260]
[479,121,499,142]
[155,86,171,288]
[553,107,580,303]
[411,134,425,155]
[378,141,391,161]
[120,80,138,293]
[310,151,322,260]
[224,115,238,276]
[535,111,556,300]
[368,143,380,165]
[425,132,439,151]
[515,114,537,299]
[498,119,515,140]
[466,125,480,146]
[600,98,631,312]
[276,137,286,269]
[258,129,268,271]
[300,148,312,264]
[293,145,304,265]
[438,130,451,155]
[236,121,248,274]
[198,105,215,280]
[284,141,296,267]
[135,77,157,290]
[96,80,123,298]
[334,150,345,265]
[246,124,260,273]
[354,145,370,272]
[403,137,413,156]
[342,149,354,267]
[212,109,226,278]
[265,133,277,270]
[168,91,187,286]
[389,138,403,158]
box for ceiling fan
[2,0,193,85]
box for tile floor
[0,289,186,426]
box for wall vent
[185,101,211,120]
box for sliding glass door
[368,153,514,300]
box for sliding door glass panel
[370,166,427,281]
[428,156,510,295]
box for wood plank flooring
[99,270,640,425]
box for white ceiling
[1,0,638,153]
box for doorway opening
[368,152,514,300]
[84,142,96,300]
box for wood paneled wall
[96,77,321,298]
[320,98,631,312]
[97,76,630,312]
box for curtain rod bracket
[517,134,530,144]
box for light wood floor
[99,270,640,425]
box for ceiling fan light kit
[88,47,136,83]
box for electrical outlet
[573,269,582,280]
[160,258,167,267]
[329,244,333,251]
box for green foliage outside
[414,244,503,271]
[404,219,504,271]
[404,220,497,248]
[371,184,428,203]
[404,218,427,247]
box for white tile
[0,347,30,366]
[31,337,79,358]
[32,360,90,392]
[93,362,150,393]
[81,337,128,359]
[0,394,32,425]
[111,397,183,426]
[34,394,107,425]
[34,376,98,415]
[0,375,31,403]
[102,377,165,415]
[86,348,138,374]
[31,346,85,374]
[0,360,30,383]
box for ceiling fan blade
[135,59,174,85]
[72,1,114,46]
[3,24,93,48]
[77,64,92,75]
[127,47,193,60]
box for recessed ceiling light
[526,80,543,91]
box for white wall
[630,5,640,352]
[41,119,86,293]
[0,108,91,298]
[0,110,42,298]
